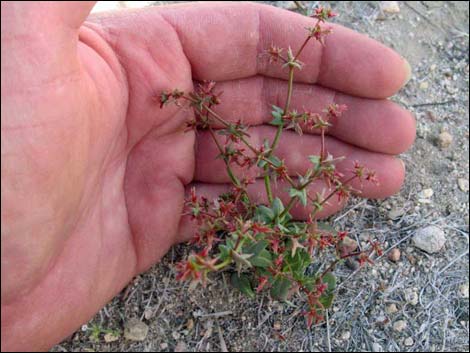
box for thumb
[1,1,96,87]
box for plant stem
[264,175,273,203]
[208,126,241,187]
[270,67,295,154]
[293,36,313,62]
[265,33,315,204]
[213,234,246,270]
[319,250,365,280]
[280,174,358,220]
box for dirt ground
[52,1,469,352]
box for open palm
[1,2,415,351]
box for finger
[125,129,195,273]
[195,126,405,199]
[158,2,410,98]
[1,2,96,87]
[201,76,416,154]
[177,180,346,242]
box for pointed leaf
[245,240,269,257]
[270,277,291,301]
[271,198,285,217]
[231,273,255,299]
[308,155,321,173]
[255,205,274,223]
[249,249,273,268]
[319,272,336,308]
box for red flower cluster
[311,6,337,21]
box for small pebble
[160,342,169,350]
[340,236,358,255]
[404,337,414,346]
[419,188,434,199]
[419,81,429,90]
[103,332,119,343]
[381,1,400,13]
[458,178,469,192]
[388,248,401,262]
[459,283,469,298]
[123,319,149,342]
[404,288,419,306]
[388,208,405,220]
[372,342,383,352]
[174,341,187,352]
[386,303,398,314]
[346,258,360,270]
[393,320,407,332]
[186,319,194,331]
[438,131,453,149]
[341,331,351,340]
[143,307,154,320]
[412,226,446,253]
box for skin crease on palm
[0,1,416,351]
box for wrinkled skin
[1,2,415,351]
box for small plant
[86,324,120,343]
[160,6,381,327]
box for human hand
[1,2,415,351]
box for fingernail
[398,158,406,171]
[403,58,412,86]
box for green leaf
[231,273,255,299]
[302,276,316,292]
[290,60,303,70]
[308,155,321,172]
[270,115,284,126]
[319,293,334,308]
[257,159,267,168]
[249,249,273,268]
[270,105,284,127]
[245,240,269,257]
[270,276,291,301]
[231,251,253,269]
[272,105,284,116]
[319,272,336,308]
[283,249,310,275]
[317,222,336,234]
[298,169,313,185]
[218,244,231,261]
[267,155,282,168]
[255,205,274,223]
[289,187,308,206]
[271,198,285,217]
[322,272,336,291]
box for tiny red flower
[274,254,284,268]
[336,184,351,202]
[256,276,269,293]
[370,241,383,257]
[352,160,365,179]
[304,307,324,327]
[365,170,380,185]
[266,44,285,63]
[325,103,347,119]
[358,253,374,267]
[316,282,328,296]
[252,222,272,235]
[337,231,348,241]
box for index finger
[158,2,411,98]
